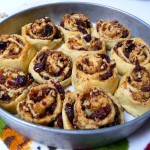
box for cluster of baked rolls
[0,13,149,130]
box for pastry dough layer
[72,54,119,94]
[29,47,72,87]
[110,38,150,75]
[22,17,63,51]
[0,34,36,73]
[0,67,35,113]
[60,34,106,61]
[59,13,92,41]
[114,65,150,117]
[17,82,64,125]
[92,20,130,49]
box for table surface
[0,0,150,150]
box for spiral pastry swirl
[22,17,63,51]
[73,87,123,129]
[72,54,119,94]
[92,20,130,49]
[0,67,34,113]
[59,13,92,41]
[0,34,36,73]
[60,34,106,61]
[110,38,150,75]
[114,65,150,117]
[29,47,72,87]
[17,82,64,125]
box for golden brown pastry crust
[114,65,150,117]
[62,88,124,130]
[0,67,35,113]
[72,54,119,94]
[29,47,72,87]
[0,34,36,73]
[22,17,63,51]
[62,91,76,130]
[110,38,150,75]
[60,34,106,61]
[73,87,123,129]
[59,13,92,41]
[17,82,64,125]
[92,20,130,49]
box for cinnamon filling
[33,50,72,82]
[96,20,129,39]
[114,39,150,65]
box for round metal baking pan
[0,2,150,149]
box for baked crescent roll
[0,67,34,113]
[72,54,119,94]
[29,47,72,87]
[114,65,150,117]
[22,17,63,51]
[59,13,92,41]
[0,34,36,73]
[110,38,150,75]
[92,20,130,49]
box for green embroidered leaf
[0,117,6,137]
[95,139,129,150]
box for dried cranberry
[77,26,88,34]
[124,43,135,58]
[84,58,90,66]
[134,78,142,82]
[42,25,53,37]
[55,82,65,94]
[77,64,83,71]
[0,41,7,50]
[53,29,61,39]
[76,19,84,26]
[65,103,74,123]
[0,74,6,84]
[38,52,46,62]
[43,88,51,95]
[133,64,142,72]
[100,71,113,80]
[55,114,63,128]
[95,42,102,50]
[90,105,111,120]
[98,54,110,63]
[60,21,64,27]
[84,34,91,42]
[126,40,133,45]
[127,77,131,83]
[86,21,91,28]
[47,103,56,114]
[113,103,120,125]
[7,80,16,87]
[122,30,129,38]
[114,42,123,52]
[141,86,150,92]
[65,69,72,79]
[0,93,11,101]
[110,62,116,69]
[34,63,44,72]
[15,75,27,87]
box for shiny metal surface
[0,2,150,149]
